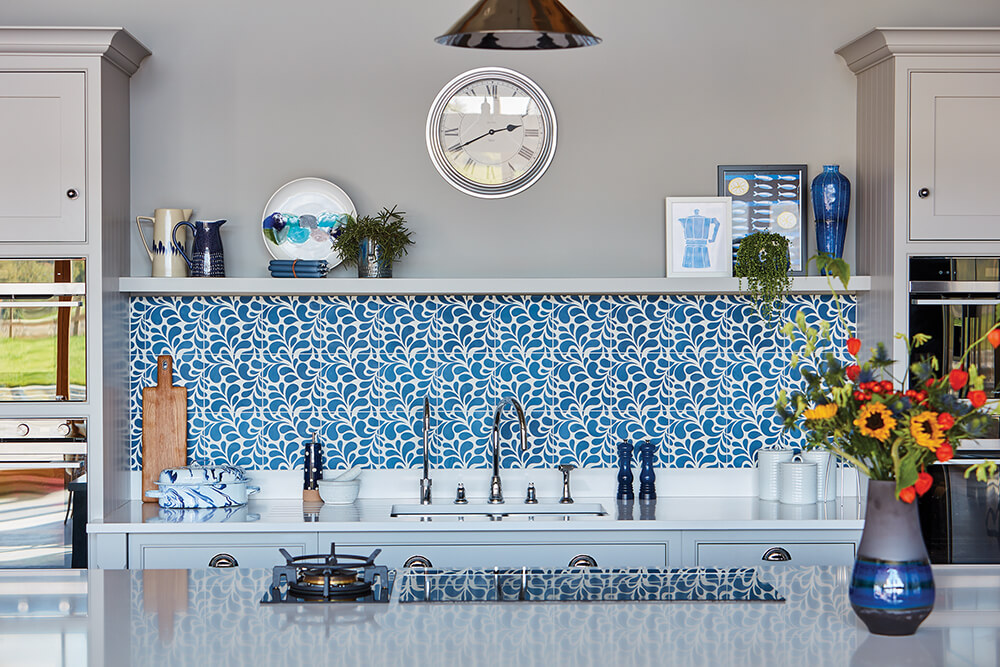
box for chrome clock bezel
[425,67,557,199]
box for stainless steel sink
[389,502,607,517]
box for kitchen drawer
[696,542,856,567]
[337,542,668,569]
[128,532,317,569]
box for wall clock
[426,67,557,199]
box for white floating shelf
[119,276,871,297]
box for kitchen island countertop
[4,565,999,666]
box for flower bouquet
[775,256,997,498]
[774,255,997,636]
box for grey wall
[8,1,1000,278]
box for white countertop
[91,495,867,533]
[4,565,998,666]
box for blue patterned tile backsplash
[129,293,855,471]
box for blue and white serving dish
[146,465,259,508]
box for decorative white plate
[261,177,356,263]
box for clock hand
[457,124,522,149]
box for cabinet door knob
[917,188,930,199]
[403,555,432,568]
[208,553,239,568]
[761,547,792,562]
[66,188,80,200]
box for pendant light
[436,0,601,50]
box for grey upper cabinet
[836,28,1000,365]
[909,71,1000,241]
[0,71,87,242]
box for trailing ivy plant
[332,205,414,268]
[734,231,792,321]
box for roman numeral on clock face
[444,127,459,136]
[518,146,535,160]
[524,128,539,137]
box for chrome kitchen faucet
[488,397,528,504]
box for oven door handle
[0,461,83,470]
[0,300,83,308]
[911,298,1000,306]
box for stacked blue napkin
[269,260,329,278]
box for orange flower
[936,443,954,462]
[937,413,955,431]
[915,471,933,496]
[969,390,987,408]
[899,486,916,503]
[854,403,896,442]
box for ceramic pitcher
[172,219,226,277]
[136,208,193,277]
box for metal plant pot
[357,237,392,278]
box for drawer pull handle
[568,554,598,567]
[762,547,791,562]
[208,553,239,568]
[404,555,432,568]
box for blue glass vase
[811,165,851,259]
[849,480,935,636]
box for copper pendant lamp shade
[436,0,601,49]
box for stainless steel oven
[909,256,1000,452]
[0,418,86,568]
[0,258,86,402]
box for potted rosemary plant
[332,206,413,278]
[734,231,792,320]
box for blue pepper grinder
[638,439,657,501]
[616,439,635,500]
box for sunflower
[910,411,944,450]
[804,403,838,420]
[853,402,896,442]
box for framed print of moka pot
[665,196,732,278]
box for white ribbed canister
[757,448,795,501]
[801,450,836,502]
[779,456,818,505]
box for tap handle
[454,482,468,504]
[525,482,538,504]
[558,464,575,504]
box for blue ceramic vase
[849,480,935,636]
[811,165,851,259]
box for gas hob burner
[261,543,390,604]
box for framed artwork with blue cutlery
[664,196,733,278]
[717,164,808,276]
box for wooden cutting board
[142,355,187,503]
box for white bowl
[317,479,360,505]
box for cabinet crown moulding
[837,27,1000,74]
[0,27,150,75]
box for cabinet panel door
[910,71,1000,240]
[697,542,856,567]
[129,532,317,569]
[0,71,86,242]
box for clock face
[426,68,557,198]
